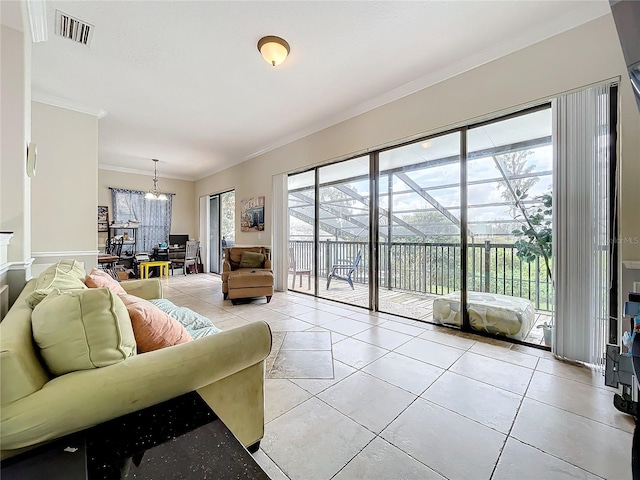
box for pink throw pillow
[119,294,192,352]
[85,268,127,295]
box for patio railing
[289,239,554,311]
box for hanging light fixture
[257,35,290,66]
[145,159,168,201]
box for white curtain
[272,173,289,291]
[553,83,613,365]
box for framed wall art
[240,196,265,232]
[98,205,109,232]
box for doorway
[209,190,235,274]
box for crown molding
[32,93,107,118]
[26,0,47,42]
[98,164,195,182]
[244,9,610,163]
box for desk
[1,392,269,480]
[97,255,119,280]
[152,246,185,262]
[139,261,170,279]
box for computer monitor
[169,234,189,247]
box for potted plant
[511,189,554,345]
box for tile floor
[160,273,635,480]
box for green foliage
[511,190,552,279]
[221,192,235,240]
[497,151,539,217]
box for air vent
[55,10,94,47]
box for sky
[289,108,553,240]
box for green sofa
[0,278,272,459]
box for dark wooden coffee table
[1,392,269,480]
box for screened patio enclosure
[288,107,554,346]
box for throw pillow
[239,251,265,268]
[85,268,127,295]
[31,288,136,376]
[119,294,192,353]
[25,259,88,308]
[150,299,221,339]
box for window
[111,188,173,252]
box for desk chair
[171,241,199,275]
[98,237,124,280]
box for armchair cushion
[31,289,136,376]
[239,251,265,269]
[227,247,268,268]
[119,294,192,353]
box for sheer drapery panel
[111,188,173,253]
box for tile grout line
[487,355,540,480]
[176,277,617,479]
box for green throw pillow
[239,251,265,268]
[31,288,136,376]
[25,259,87,308]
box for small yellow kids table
[139,261,170,280]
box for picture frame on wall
[98,205,109,223]
[240,196,265,232]
[98,206,109,231]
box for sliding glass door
[317,157,370,308]
[286,94,615,354]
[466,107,553,345]
[288,171,316,293]
[209,190,234,274]
[377,132,462,323]
[209,196,220,273]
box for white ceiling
[14,1,611,180]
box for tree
[221,192,235,240]
[494,150,552,281]
[496,150,539,217]
[511,190,552,281]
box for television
[169,234,189,248]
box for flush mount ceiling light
[145,159,168,201]
[257,35,290,66]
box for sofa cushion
[119,294,192,352]
[239,251,265,268]
[0,350,47,406]
[25,259,87,308]
[150,299,221,340]
[85,268,127,295]
[0,280,50,408]
[31,288,136,376]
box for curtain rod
[108,187,175,196]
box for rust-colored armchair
[222,247,273,302]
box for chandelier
[145,159,168,201]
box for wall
[31,101,99,273]
[98,169,196,248]
[195,169,269,246]
[194,15,640,264]
[1,18,33,306]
